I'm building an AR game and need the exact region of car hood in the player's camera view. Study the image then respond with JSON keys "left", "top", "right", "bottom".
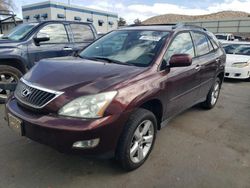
{"left": 23, "top": 56, "right": 145, "bottom": 96}
{"left": 226, "top": 54, "right": 250, "bottom": 66}
{"left": 0, "top": 38, "right": 19, "bottom": 47}
{"left": 0, "top": 39, "right": 21, "bottom": 49}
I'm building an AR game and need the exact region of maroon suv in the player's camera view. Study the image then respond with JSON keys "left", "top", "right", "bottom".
{"left": 5, "top": 24, "right": 225, "bottom": 171}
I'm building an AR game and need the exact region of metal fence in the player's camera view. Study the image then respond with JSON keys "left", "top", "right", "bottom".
{"left": 181, "top": 18, "right": 250, "bottom": 37}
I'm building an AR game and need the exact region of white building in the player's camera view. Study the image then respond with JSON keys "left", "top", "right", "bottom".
{"left": 22, "top": 1, "right": 118, "bottom": 33}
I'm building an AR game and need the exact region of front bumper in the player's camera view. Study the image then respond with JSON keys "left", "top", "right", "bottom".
{"left": 5, "top": 98, "right": 129, "bottom": 157}
{"left": 225, "top": 66, "right": 250, "bottom": 79}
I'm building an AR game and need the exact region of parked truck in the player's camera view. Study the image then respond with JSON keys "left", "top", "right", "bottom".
{"left": 0, "top": 20, "right": 97, "bottom": 102}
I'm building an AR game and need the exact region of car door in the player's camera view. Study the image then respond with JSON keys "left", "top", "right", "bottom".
{"left": 160, "top": 32, "right": 201, "bottom": 119}
{"left": 191, "top": 31, "right": 220, "bottom": 100}
{"left": 28, "top": 23, "right": 73, "bottom": 65}
{"left": 70, "top": 23, "right": 96, "bottom": 54}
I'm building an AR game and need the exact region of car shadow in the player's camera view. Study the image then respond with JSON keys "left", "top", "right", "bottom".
{"left": 17, "top": 141, "right": 126, "bottom": 175}
{"left": 224, "top": 78, "right": 249, "bottom": 83}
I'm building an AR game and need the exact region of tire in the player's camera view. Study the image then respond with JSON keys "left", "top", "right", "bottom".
{"left": 116, "top": 108, "right": 157, "bottom": 171}
{"left": 0, "top": 65, "right": 23, "bottom": 103}
{"left": 201, "top": 77, "right": 221, "bottom": 109}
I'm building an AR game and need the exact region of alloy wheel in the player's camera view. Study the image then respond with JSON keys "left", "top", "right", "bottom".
{"left": 130, "top": 120, "right": 154, "bottom": 163}
{"left": 211, "top": 81, "right": 220, "bottom": 105}
{"left": 0, "top": 73, "right": 17, "bottom": 99}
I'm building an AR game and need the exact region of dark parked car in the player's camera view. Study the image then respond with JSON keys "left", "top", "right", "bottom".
{"left": 0, "top": 20, "right": 97, "bottom": 102}
{"left": 5, "top": 24, "right": 225, "bottom": 171}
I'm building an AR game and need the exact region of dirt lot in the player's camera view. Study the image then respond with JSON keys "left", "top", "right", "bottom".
{"left": 0, "top": 80, "right": 250, "bottom": 188}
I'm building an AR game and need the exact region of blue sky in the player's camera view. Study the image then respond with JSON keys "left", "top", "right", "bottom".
{"left": 13, "top": 0, "right": 250, "bottom": 23}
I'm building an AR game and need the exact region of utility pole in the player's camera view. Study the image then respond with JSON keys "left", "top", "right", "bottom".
{"left": 68, "top": 0, "right": 70, "bottom": 5}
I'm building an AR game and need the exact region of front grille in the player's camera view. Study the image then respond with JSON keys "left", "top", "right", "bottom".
{"left": 15, "top": 78, "right": 63, "bottom": 109}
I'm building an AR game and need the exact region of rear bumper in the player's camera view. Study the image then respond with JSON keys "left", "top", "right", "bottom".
{"left": 225, "top": 66, "right": 250, "bottom": 79}
{"left": 5, "top": 98, "right": 129, "bottom": 158}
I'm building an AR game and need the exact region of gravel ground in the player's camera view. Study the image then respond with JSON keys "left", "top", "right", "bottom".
{"left": 0, "top": 80, "right": 250, "bottom": 188}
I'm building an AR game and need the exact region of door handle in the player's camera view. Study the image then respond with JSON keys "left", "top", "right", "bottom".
{"left": 195, "top": 64, "right": 201, "bottom": 71}
{"left": 63, "top": 47, "right": 73, "bottom": 51}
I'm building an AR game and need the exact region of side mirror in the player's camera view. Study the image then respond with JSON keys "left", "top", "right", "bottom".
{"left": 169, "top": 54, "right": 192, "bottom": 68}
{"left": 34, "top": 33, "right": 50, "bottom": 45}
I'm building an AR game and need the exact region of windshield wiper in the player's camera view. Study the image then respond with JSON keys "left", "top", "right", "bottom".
{"left": 82, "top": 56, "right": 133, "bottom": 66}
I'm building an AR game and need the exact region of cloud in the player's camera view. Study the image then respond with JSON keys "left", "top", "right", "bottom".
{"left": 85, "top": 0, "right": 250, "bottom": 24}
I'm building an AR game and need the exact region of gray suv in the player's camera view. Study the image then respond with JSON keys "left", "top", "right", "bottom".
{"left": 0, "top": 20, "right": 97, "bottom": 102}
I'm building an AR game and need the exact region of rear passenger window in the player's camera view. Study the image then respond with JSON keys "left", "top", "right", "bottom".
{"left": 163, "top": 32, "right": 194, "bottom": 66}
{"left": 210, "top": 38, "right": 219, "bottom": 50}
{"left": 192, "top": 32, "right": 210, "bottom": 56}
{"left": 71, "top": 24, "right": 94, "bottom": 42}
{"left": 207, "top": 39, "right": 214, "bottom": 51}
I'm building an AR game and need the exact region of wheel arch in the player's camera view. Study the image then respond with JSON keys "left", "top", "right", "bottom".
{"left": 0, "top": 58, "right": 27, "bottom": 74}
{"left": 217, "top": 71, "right": 224, "bottom": 84}
{"left": 139, "top": 99, "right": 163, "bottom": 130}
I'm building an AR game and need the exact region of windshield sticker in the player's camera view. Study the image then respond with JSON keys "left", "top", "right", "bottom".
{"left": 139, "top": 35, "right": 161, "bottom": 41}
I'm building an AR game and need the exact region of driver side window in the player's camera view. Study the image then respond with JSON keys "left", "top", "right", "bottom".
{"left": 37, "top": 23, "right": 69, "bottom": 44}
{"left": 162, "top": 32, "right": 194, "bottom": 69}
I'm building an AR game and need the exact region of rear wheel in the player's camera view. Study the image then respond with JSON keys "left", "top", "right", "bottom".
{"left": 201, "top": 77, "right": 221, "bottom": 109}
{"left": 0, "top": 65, "right": 22, "bottom": 103}
{"left": 116, "top": 108, "right": 157, "bottom": 171}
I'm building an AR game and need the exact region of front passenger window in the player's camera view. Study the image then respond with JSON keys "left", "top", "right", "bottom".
{"left": 162, "top": 32, "right": 194, "bottom": 69}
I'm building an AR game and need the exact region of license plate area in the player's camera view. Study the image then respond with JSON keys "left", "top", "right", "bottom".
{"left": 8, "top": 113, "right": 23, "bottom": 136}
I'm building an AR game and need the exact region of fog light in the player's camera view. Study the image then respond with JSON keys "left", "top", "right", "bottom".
{"left": 72, "top": 138, "right": 100, "bottom": 149}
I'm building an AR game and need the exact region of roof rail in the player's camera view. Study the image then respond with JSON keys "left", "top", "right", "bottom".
{"left": 127, "top": 23, "right": 176, "bottom": 27}
{"left": 129, "top": 23, "right": 207, "bottom": 31}
{"left": 173, "top": 23, "right": 207, "bottom": 31}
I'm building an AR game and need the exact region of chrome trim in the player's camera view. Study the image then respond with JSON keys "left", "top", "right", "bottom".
{"left": 15, "top": 78, "right": 64, "bottom": 109}
{"left": 20, "top": 78, "right": 63, "bottom": 95}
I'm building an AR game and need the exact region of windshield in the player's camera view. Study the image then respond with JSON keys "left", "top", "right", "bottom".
{"left": 223, "top": 43, "right": 250, "bottom": 56}
{"left": 3, "top": 23, "right": 38, "bottom": 41}
{"left": 80, "top": 30, "right": 169, "bottom": 67}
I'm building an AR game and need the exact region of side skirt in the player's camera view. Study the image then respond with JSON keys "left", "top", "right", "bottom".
{"left": 160, "top": 97, "right": 206, "bottom": 129}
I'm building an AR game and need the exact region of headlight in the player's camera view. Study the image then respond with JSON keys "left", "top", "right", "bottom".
{"left": 231, "top": 62, "right": 249, "bottom": 68}
{"left": 58, "top": 91, "right": 117, "bottom": 118}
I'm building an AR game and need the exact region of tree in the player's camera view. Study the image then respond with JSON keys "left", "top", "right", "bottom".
{"left": 134, "top": 18, "right": 142, "bottom": 25}
{"left": 118, "top": 17, "right": 126, "bottom": 27}
{"left": 0, "top": 0, "right": 14, "bottom": 11}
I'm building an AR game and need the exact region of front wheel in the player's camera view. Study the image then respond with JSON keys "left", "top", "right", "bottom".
{"left": 0, "top": 65, "right": 22, "bottom": 103}
{"left": 116, "top": 108, "right": 157, "bottom": 171}
{"left": 201, "top": 77, "right": 221, "bottom": 109}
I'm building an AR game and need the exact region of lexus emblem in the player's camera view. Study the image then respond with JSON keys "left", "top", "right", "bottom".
{"left": 21, "top": 88, "right": 32, "bottom": 98}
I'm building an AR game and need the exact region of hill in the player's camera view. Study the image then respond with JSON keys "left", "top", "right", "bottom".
{"left": 142, "top": 11, "right": 250, "bottom": 24}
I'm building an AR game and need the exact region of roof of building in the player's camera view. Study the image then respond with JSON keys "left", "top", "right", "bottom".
{"left": 22, "top": 0, "right": 118, "bottom": 18}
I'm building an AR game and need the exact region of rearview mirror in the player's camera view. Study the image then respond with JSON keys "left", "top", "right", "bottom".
{"left": 169, "top": 54, "right": 192, "bottom": 67}
{"left": 34, "top": 33, "right": 50, "bottom": 45}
